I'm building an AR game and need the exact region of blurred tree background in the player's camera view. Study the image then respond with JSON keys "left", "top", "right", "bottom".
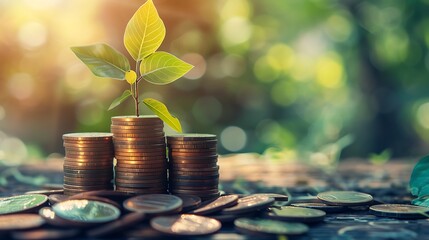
{"left": 0, "top": 0, "right": 428, "bottom": 166}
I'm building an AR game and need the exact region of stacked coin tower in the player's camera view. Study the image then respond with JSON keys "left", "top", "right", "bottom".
{"left": 111, "top": 116, "right": 167, "bottom": 194}
{"left": 167, "top": 134, "right": 219, "bottom": 201}
{"left": 62, "top": 133, "right": 114, "bottom": 196}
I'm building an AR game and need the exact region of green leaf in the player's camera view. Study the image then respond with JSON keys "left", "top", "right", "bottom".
{"left": 140, "top": 52, "right": 194, "bottom": 85}
{"left": 71, "top": 43, "right": 130, "bottom": 80}
{"left": 108, "top": 90, "right": 132, "bottom": 111}
{"left": 143, "top": 98, "right": 182, "bottom": 132}
{"left": 124, "top": 0, "right": 165, "bottom": 61}
{"left": 409, "top": 155, "right": 429, "bottom": 197}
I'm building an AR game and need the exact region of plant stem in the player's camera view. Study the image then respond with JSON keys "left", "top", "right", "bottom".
{"left": 135, "top": 61, "right": 142, "bottom": 117}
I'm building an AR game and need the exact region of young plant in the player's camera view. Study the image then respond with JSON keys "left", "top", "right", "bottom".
{"left": 71, "top": 0, "right": 193, "bottom": 132}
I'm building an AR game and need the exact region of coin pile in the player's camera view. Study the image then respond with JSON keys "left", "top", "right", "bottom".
{"left": 111, "top": 116, "right": 167, "bottom": 194}
{"left": 62, "top": 133, "right": 114, "bottom": 195}
{"left": 167, "top": 134, "right": 219, "bottom": 201}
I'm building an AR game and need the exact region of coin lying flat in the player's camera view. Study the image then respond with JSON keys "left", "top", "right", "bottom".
{"left": 191, "top": 195, "right": 239, "bottom": 215}
{"left": 234, "top": 218, "right": 309, "bottom": 236}
{"left": 48, "top": 194, "right": 69, "bottom": 205}
{"left": 266, "top": 206, "right": 326, "bottom": 223}
{"left": 317, "top": 191, "right": 373, "bottom": 206}
{"left": 222, "top": 195, "right": 274, "bottom": 215}
{"left": 7, "top": 214, "right": 41, "bottom": 231}
{"left": 63, "top": 132, "right": 113, "bottom": 141}
{"left": 39, "top": 207, "right": 88, "bottom": 228}
{"left": 251, "top": 193, "right": 289, "bottom": 201}
{"left": 369, "top": 204, "right": 429, "bottom": 219}
{"left": 123, "top": 194, "right": 182, "bottom": 215}
{"left": 0, "top": 194, "right": 48, "bottom": 215}
{"left": 52, "top": 200, "right": 120, "bottom": 224}
{"left": 292, "top": 202, "right": 346, "bottom": 213}
{"left": 150, "top": 214, "right": 221, "bottom": 236}
{"left": 174, "top": 195, "right": 202, "bottom": 212}
{"left": 0, "top": 214, "right": 44, "bottom": 231}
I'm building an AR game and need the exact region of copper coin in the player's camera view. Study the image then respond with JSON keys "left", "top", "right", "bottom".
{"left": 169, "top": 162, "right": 218, "bottom": 168}
{"left": 11, "top": 229, "right": 80, "bottom": 240}
{"left": 64, "top": 158, "right": 113, "bottom": 164}
{"left": 123, "top": 194, "right": 182, "bottom": 215}
{"left": 115, "top": 187, "right": 167, "bottom": 195}
{"left": 169, "top": 178, "right": 219, "bottom": 185}
{"left": 222, "top": 195, "right": 275, "bottom": 215}
{"left": 117, "top": 159, "right": 166, "bottom": 165}
{"left": 48, "top": 194, "right": 69, "bottom": 205}
{"left": 317, "top": 191, "right": 373, "bottom": 206}
{"left": 169, "top": 154, "right": 218, "bottom": 159}
{"left": 169, "top": 151, "right": 218, "bottom": 158}
{"left": 0, "top": 194, "right": 48, "bottom": 215}
{"left": 174, "top": 195, "right": 202, "bottom": 212}
{"left": 63, "top": 142, "right": 113, "bottom": 148}
{"left": 115, "top": 166, "right": 166, "bottom": 173}
{"left": 0, "top": 214, "right": 44, "bottom": 231}
{"left": 112, "top": 133, "right": 164, "bottom": 138}
{"left": 115, "top": 164, "right": 166, "bottom": 170}
{"left": 115, "top": 174, "right": 165, "bottom": 181}
{"left": 111, "top": 128, "right": 164, "bottom": 135}
{"left": 150, "top": 214, "right": 221, "bottom": 236}
{"left": 171, "top": 170, "right": 219, "bottom": 176}
{"left": 114, "top": 144, "right": 166, "bottom": 151}
{"left": 86, "top": 212, "right": 146, "bottom": 237}
{"left": 64, "top": 155, "right": 113, "bottom": 161}
{"left": 25, "top": 189, "right": 64, "bottom": 196}
{"left": 111, "top": 124, "right": 163, "bottom": 130}
{"left": 65, "top": 150, "right": 114, "bottom": 156}
{"left": 115, "top": 178, "right": 166, "bottom": 184}
{"left": 114, "top": 151, "right": 166, "bottom": 158}
{"left": 114, "top": 139, "right": 166, "bottom": 146}
{"left": 113, "top": 137, "right": 165, "bottom": 143}
{"left": 169, "top": 166, "right": 219, "bottom": 172}
{"left": 170, "top": 174, "right": 219, "bottom": 180}
{"left": 114, "top": 170, "right": 166, "bottom": 177}
{"left": 111, "top": 115, "right": 162, "bottom": 123}
{"left": 292, "top": 202, "right": 346, "bottom": 213}
{"left": 115, "top": 182, "right": 167, "bottom": 189}
{"left": 63, "top": 184, "right": 113, "bottom": 190}
{"left": 64, "top": 146, "right": 114, "bottom": 152}
{"left": 64, "top": 172, "right": 113, "bottom": 179}
{"left": 115, "top": 155, "right": 166, "bottom": 162}
{"left": 62, "top": 132, "right": 113, "bottom": 141}
{"left": 265, "top": 206, "right": 326, "bottom": 223}
{"left": 167, "top": 143, "right": 217, "bottom": 149}
{"left": 64, "top": 178, "right": 112, "bottom": 186}
{"left": 63, "top": 167, "right": 113, "bottom": 174}
{"left": 170, "top": 189, "right": 219, "bottom": 195}
{"left": 170, "top": 186, "right": 218, "bottom": 191}
{"left": 170, "top": 147, "right": 217, "bottom": 153}
{"left": 169, "top": 157, "right": 218, "bottom": 163}
{"left": 191, "top": 195, "right": 239, "bottom": 215}
{"left": 167, "top": 134, "right": 217, "bottom": 141}
{"left": 63, "top": 162, "right": 113, "bottom": 169}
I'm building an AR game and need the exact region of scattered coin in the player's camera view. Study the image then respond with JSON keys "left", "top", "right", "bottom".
{"left": 150, "top": 214, "right": 221, "bottom": 236}
{"left": 317, "top": 191, "right": 373, "bottom": 206}
{"left": 123, "top": 194, "right": 182, "bottom": 215}
{"left": 86, "top": 212, "right": 146, "bottom": 237}
{"left": 222, "top": 195, "right": 274, "bottom": 215}
{"left": 39, "top": 207, "right": 89, "bottom": 228}
{"left": 25, "top": 189, "right": 64, "bottom": 196}
{"left": 265, "top": 206, "right": 326, "bottom": 223}
{"left": 191, "top": 195, "right": 239, "bottom": 215}
{"left": 234, "top": 218, "right": 309, "bottom": 236}
{"left": 67, "top": 196, "right": 121, "bottom": 210}
{"left": 48, "top": 194, "right": 69, "bottom": 205}
{"left": 251, "top": 193, "right": 289, "bottom": 201}
{"left": 0, "top": 214, "right": 44, "bottom": 231}
{"left": 0, "top": 194, "right": 48, "bottom": 215}
{"left": 369, "top": 204, "right": 429, "bottom": 219}
{"left": 11, "top": 228, "right": 80, "bottom": 240}
{"left": 174, "top": 195, "right": 202, "bottom": 212}
{"left": 292, "top": 202, "right": 346, "bottom": 213}
{"left": 52, "top": 200, "right": 121, "bottom": 224}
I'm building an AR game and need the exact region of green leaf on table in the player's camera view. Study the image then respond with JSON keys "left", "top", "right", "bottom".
{"left": 71, "top": 43, "right": 130, "bottom": 80}
{"left": 409, "top": 155, "right": 429, "bottom": 197}
{"left": 143, "top": 98, "right": 182, "bottom": 132}
{"left": 140, "top": 52, "right": 194, "bottom": 85}
{"left": 124, "top": 0, "right": 165, "bottom": 61}
{"left": 108, "top": 90, "right": 132, "bottom": 111}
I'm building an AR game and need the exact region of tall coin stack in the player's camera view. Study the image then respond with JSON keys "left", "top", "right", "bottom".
{"left": 62, "top": 133, "right": 114, "bottom": 196}
{"left": 167, "top": 134, "right": 219, "bottom": 201}
{"left": 111, "top": 116, "right": 167, "bottom": 194}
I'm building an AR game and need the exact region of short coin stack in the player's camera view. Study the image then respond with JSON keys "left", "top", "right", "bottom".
{"left": 167, "top": 134, "right": 219, "bottom": 201}
{"left": 62, "top": 133, "right": 114, "bottom": 196}
{"left": 111, "top": 116, "right": 167, "bottom": 194}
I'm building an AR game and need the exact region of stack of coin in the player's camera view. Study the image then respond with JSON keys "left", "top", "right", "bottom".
{"left": 167, "top": 134, "right": 219, "bottom": 201}
{"left": 62, "top": 133, "right": 114, "bottom": 196}
{"left": 111, "top": 116, "right": 167, "bottom": 194}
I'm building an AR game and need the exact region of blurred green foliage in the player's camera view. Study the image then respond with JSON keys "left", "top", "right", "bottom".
{"left": 0, "top": 0, "right": 429, "bottom": 165}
